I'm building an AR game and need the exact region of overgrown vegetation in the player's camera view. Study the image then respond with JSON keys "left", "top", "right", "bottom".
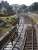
{"left": 0, "top": 16, "right": 17, "bottom": 33}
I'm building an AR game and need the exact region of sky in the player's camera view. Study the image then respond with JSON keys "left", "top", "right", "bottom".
{"left": 0, "top": 0, "right": 38, "bottom": 6}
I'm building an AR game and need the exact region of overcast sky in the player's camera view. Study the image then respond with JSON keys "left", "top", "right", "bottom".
{"left": 0, "top": 0, "right": 38, "bottom": 6}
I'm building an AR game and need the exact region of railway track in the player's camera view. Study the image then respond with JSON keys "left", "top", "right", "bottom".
{"left": 23, "top": 26, "right": 37, "bottom": 50}
{"left": 0, "top": 26, "right": 18, "bottom": 50}
{"left": 0, "top": 15, "right": 37, "bottom": 50}
{"left": 1, "top": 16, "right": 27, "bottom": 50}
{"left": 23, "top": 26, "right": 33, "bottom": 50}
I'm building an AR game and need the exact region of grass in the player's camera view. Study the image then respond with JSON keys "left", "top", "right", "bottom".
{"left": 30, "top": 13, "right": 38, "bottom": 24}
{"left": 0, "top": 27, "right": 10, "bottom": 33}
{"left": 0, "top": 16, "right": 17, "bottom": 33}
{"left": 31, "top": 16, "right": 38, "bottom": 24}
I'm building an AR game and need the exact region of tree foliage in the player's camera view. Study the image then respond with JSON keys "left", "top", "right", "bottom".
{"left": 29, "top": 2, "right": 38, "bottom": 11}
{"left": 0, "top": 1, "right": 14, "bottom": 15}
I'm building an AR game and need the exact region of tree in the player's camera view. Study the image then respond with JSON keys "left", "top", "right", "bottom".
{"left": 29, "top": 2, "right": 38, "bottom": 11}
{"left": 21, "top": 4, "right": 27, "bottom": 9}
{"left": 0, "top": 1, "right": 14, "bottom": 15}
